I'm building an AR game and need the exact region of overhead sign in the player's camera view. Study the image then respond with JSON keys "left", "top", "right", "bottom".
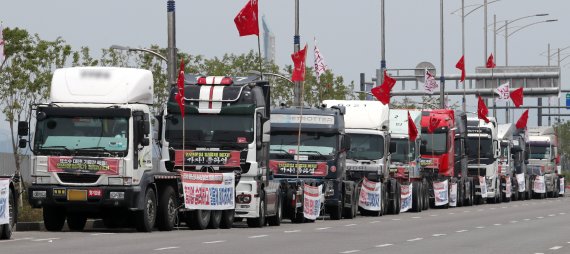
{"left": 475, "top": 66, "right": 560, "bottom": 97}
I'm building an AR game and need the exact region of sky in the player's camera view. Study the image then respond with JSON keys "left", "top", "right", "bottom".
{"left": 0, "top": 0, "right": 569, "bottom": 134}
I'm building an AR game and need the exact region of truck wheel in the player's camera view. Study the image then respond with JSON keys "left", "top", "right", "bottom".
{"left": 422, "top": 181, "right": 429, "bottom": 211}
{"left": 394, "top": 182, "right": 401, "bottom": 214}
{"left": 342, "top": 190, "right": 356, "bottom": 219}
{"left": 208, "top": 210, "right": 222, "bottom": 229}
{"left": 43, "top": 206, "right": 66, "bottom": 232}
{"left": 220, "top": 210, "right": 234, "bottom": 229}
{"left": 329, "top": 203, "right": 342, "bottom": 220}
{"left": 0, "top": 190, "right": 16, "bottom": 239}
{"left": 188, "top": 210, "right": 211, "bottom": 230}
{"left": 157, "top": 186, "right": 178, "bottom": 231}
{"left": 292, "top": 211, "right": 306, "bottom": 223}
{"left": 411, "top": 182, "right": 421, "bottom": 212}
{"left": 267, "top": 193, "right": 282, "bottom": 226}
{"left": 247, "top": 196, "right": 266, "bottom": 227}
{"left": 135, "top": 188, "right": 157, "bottom": 232}
{"left": 66, "top": 214, "right": 87, "bottom": 231}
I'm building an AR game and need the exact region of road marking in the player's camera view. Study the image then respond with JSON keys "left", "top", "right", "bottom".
{"left": 548, "top": 214, "right": 556, "bottom": 217}
{"left": 32, "top": 238, "right": 59, "bottom": 242}
{"left": 249, "top": 235, "right": 268, "bottom": 239}
{"left": 391, "top": 218, "right": 401, "bottom": 221}
{"left": 490, "top": 207, "right": 496, "bottom": 210}
{"left": 524, "top": 218, "right": 531, "bottom": 221}
{"left": 448, "top": 212, "right": 455, "bottom": 215}
{"left": 412, "top": 216, "right": 421, "bottom": 219}
{"left": 536, "top": 216, "right": 544, "bottom": 219}
{"left": 456, "top": 230, "right": 468, "bottom": 233}
{"left": 477, "top": 209, "right": 484, "bottom": 211}
{"left": 369, "top": 220, "right": 381, "bottom": 224}
{"left": 510, "top": 221, "right": 518, "bottom": 223}
{"left": 203, "top": 240, "right": 225, "bottom": 244}
{"left": 432, "top": 234, "right": 446, "bottom": 237}
{"left": 475, "top": 226, "right": 485, "bottom": 229}
{"left": 559, "top": 212, "right": 566, "bottom": 215}
{"left": 463, "top": 210, "right": 471, "bottom": 213}
{"left": 501, "top": 206, "right": 507, "bottom": 209}
{"left": 345, "top": 224, "right": 357, "bottom": 227}
{"left": 340, "top": 250, "right": 360, "bottom": 253}
{"left": 550, "top": 246, "right": 563, "bottom": 250}
{"left": 284, "top": 230, "right": 301, "bottom": 233}
{"left": 90, "top": 233, "right": 116, "bottom": 236}
{"left": 0, "top": 237, "right": 33, "bottom": 243}
{"left": 430, "top": 214, "right": 438, "bottom": 217}
{"left": 154, "top": 247, "right": 179, "bottom": 251}
{"left": 493, "top": 224, "right": 502, "bottom": 226}
{"left": 316, "top": 227, "right": 331, "bottom": 230}
{"left": 375, "top": 244, "right": 393, "bottom": 248}
{"left": 407, "top": 238, "right": 423, "bottom": 242}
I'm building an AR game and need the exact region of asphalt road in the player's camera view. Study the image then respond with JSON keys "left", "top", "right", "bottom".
{"left": 2, "top": 197, "right": 569, "bottom": 254}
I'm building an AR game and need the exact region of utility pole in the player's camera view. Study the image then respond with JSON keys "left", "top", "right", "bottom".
{"left": 484, "top": 0, "right": 488, "bottom": 63}
{"left": 293, "top": 0, "right": 301, "bottom": 107}
{"left": 166, "top": 0, "right": 177, "bottom": 87}
{"left": 461, "top": 0, "right": 466, "bottom": 111}
{"left": 380, "top": 0, "right": 386, "bottom": 86}
{"left": 440, "top": 0, "right": 446, "bottom": 108}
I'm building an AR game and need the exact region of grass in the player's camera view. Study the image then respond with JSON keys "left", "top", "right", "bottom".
{"left": 17, "top": 187, "right": 43, "bottom": 222}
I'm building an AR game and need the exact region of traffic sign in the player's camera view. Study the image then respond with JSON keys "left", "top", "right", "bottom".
{"left": 566, "top": 93, "right": 570, "bottom": 109}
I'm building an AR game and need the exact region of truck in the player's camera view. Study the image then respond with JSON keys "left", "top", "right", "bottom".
{"left": 160, "top": 75, "right": 281, "bottom": 228}
{"left": 512, "top": 128, "right": 532, "bottom": 200}
{"left": 497, "top": 124, "right": 515, "bottom": 202}
{"left": 466, "top": 116, "right": 501, "bottom": 204}
{"left": 323, "top": 100, "right": 398, "bottom": 216}
{"left": 0, "top": 175, "right": 18, "bottom": 240}
{"left": 527, "top": 127, "right": 560, "bottom": 199}
{"left": 269, "top": 105, "right": 355, "bottom": 221}
{"left": 419, "top": 110, "right": 473, "bottom": 208}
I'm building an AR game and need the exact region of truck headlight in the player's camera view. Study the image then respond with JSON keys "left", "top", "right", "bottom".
{"left": 110, "top": 192, "right": 125, "bottom": 200}
{"left": 33, "top": 190, "right": 47, "bottom": 199}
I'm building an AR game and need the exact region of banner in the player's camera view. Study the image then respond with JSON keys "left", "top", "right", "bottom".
{"left": 560, "top": 178, "right": 565, "bottom": 195}
{"left": 505, "top": 177, "right": 512, "bottom": 198}
{"left": 516, "top": 173, "right": 526, "bottom": 192}
{"left": 181, "top": 172, "right": 235, "bottom": 210}
{"left": 449, "top": 182, "right": 457, "bottom": 207}
{"left": 0, "top": 179, "right": 9, "bottom": 225}
{"left": 269, "top": 160, "right": 328, "bottom": 177}
{"left": 423, "top": 69, "right": 438, "bottom": 94}
{"left": 175, "top": 150, "right": 241, "bottom": 168}
{"left": 48, "top": 156, "right": 119, "bottom": 175}
{"left": 358, "top": 178, "right": 381, "bottom": 211}
{"left": 533, "top": 175, "right": 546, "bottom": 193}
{"left": 400, "top": 183, "right": 412, "bottom": 212}
{"left": 303, "top": 184, "right": 323, "bottom": 220}
{"left": 433, "top": 180, "right": 449, "bottom": 206}
{"left": 495, "top": 82, "right": 510, "bottom": 102}
{"left": 479, "top": 176, "right": 488, "bottom": 198}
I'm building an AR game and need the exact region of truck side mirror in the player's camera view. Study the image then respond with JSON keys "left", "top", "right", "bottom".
{"left": 524, "top": 150, "right": 529, "bottom": 161}
{"left": 18, "top": 121, "right": 29, "bottom": 136}
{"left": 262, "top": 119, "right": 271, "bottom": 143}
{"left": 341, "top": 135, "right": 351, "bottom": 151}
{"left": 420, "top": 140, "right": 427, "bottom": 154}
{"left": 18, "top": 139, "right": 27, "bottom": 148}
{"left": 389, "top": 142, "right": 397, "bottom": 154}
{"left": 141, "top": 138, "right": 150, "bottom": 147}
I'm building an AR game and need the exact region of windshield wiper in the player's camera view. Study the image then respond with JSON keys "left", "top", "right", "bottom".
{"left": 299, "top": 150, "right": 329, "bottom": 159}
{"left": 39, "top": 146, "right": 72, "bottom": 153}
{"left": 75, "top": 146, "right": 112, "bottom": 153}
{"left": 270, "top": 148, "right": 293, "bottom": 155}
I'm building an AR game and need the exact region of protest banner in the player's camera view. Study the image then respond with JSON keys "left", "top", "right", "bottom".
{"left": 516, "top": 173, "right": 526, "bottom": 192}
{"left": 433, "top": 180, "right": 449, "bottom": 206}
{"left": 181, "top": 171, "right": 235, "bottom": 210}
{"left": 303, "top": 184, "right": 323, "bottom": 220}
{"left": 400, "top": 183, "right": 412, "bottom": 212}
{"left": 358, "top": 178, "right": 381, "bottom": 211}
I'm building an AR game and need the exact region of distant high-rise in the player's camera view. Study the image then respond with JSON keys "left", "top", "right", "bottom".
{"left": 262, "top": 15, "right": 275, "bottom": 63}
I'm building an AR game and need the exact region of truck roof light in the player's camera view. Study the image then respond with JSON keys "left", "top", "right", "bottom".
{"left": 197, "top": 76, "right": 233, "bottom": 85}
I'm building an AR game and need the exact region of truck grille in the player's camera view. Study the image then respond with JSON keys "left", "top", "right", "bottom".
{"left": 468, "top": 168, "right": 486, "bottom": 177}
{"left": 57, "top": 173, "right": 100, "bottom": 184}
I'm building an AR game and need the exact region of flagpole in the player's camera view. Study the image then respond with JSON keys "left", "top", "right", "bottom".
{"left": 257, "top": 35, "right": 264, "bottom": 79}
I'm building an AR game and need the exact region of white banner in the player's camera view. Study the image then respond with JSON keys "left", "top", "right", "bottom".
{"left": 560, "top": 178, "right": 565, "bottom": 195}
{"left": 533, "top": 175, "right": 546, "bottom": 194}
{"left": 400, "top": 183, "right": 412, "bottom": 212}
{"left": 0, "top": 179, "right": 10, "bottom": 225}
{"left": 516, "top": 173, "right": 526, "bottom": 192}
{"left": 505, "top": 177, "right": 512, "bottom": 198}
{"left": 303, "top": 184, "right": 323, "bottom": 220}
{"left": 313, "top": 38, "right": 327, "bottom": 83}
{"left": 449, "top": 182, "right": 457, "bottom": 207}
{"left": 181, "top": 172, "right": 235, "bottom": 210}
{"left": 495, "top": 82, "right": 510, "bottom": 102}
{"left": 433, "top": 180, "right": 449, "bottom": 206}
{"left": 479, "top": 176, "right": 488, "bottom": 198}
{"left": 358, "top": 178, "right": 381, "bottom": 211}
{"left": 424, "top": 69, "right": 438, "bottom": 94}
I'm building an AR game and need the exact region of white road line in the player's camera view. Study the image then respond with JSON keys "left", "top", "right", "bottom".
{"left": 548, "top": 214, "right": 556, "bottom": 217}
{"left": 475, "top": 226, "right": 485, "bottom": 229}
{"left": 477, "top": 209, "right": 484, "bottom": 211}
{"left": 536, "top": 216, "right": 544, "bottom": 219}
{"left": 375, "top": 244, "right": 393, "bottom": 248}
{"left": 369, "top": 220, "right": 381, "bottom": 224}
{"left": 493, "top": 224, "right": 502, "bottom": 226}
{"left": 501, "top": 206, "right": 507, "bottom": 208}
{"left": 510, "top": 221, "right": 518, "bottom": 223}
{"left": 463, "top": 210, "right": 471, "bottom": 213}
{"left": 407, "top": 238, "right": 423, "bottom": 242}
{"left": 391, "top": 219, "right": 401, "bottom": 221}
{"left": 203, "top": 240, "right": 226, "bottom": 244}
{"left": 249, "top": 235, "right": 268, "bottom": 239}
{"left": 316, "top": 227, "right": 331, "bottom": 230}
{"left": 490, "top": 207, "right": 496, "bottom": 210}
{"left": 90, "top": 233, "right": 116, "bottom": 236}
{"left": 524, "top": 218, "right": 531, "bottom": 221}
{"left": 32, "top": 238, "right": 59, "bottom": 242}
{"left": 340, "top": 250, "right": 360, "bottom": 253}
{"left": 448, "top": 212, "right": 455, "bottom": 215}
{"left": 154, "top": 247, "right": 179, "bottom": 251}
{"left": 430, "top": 214, "right": 438, "bottom": 217}
{"left": 550, "top": 246, "right": 563, "bottom": 250}
{"left": 559, "top": 212, "right": 566, "bottom": 215}
{"left": 432, "top": 234, "right": 447, "bottom": 237}
{"left": 412, "top": 216, "right": 421, "bottom": 219}
{"left": 0, "top": 237, "right": 33, "bottom": 243}
{"left": 284, "top": 230, "right": 301, "bottom": 233}
{"left": 345, "top": 224, "right": 357, "bottom": 227}
{"left": 456, "top": 230, "right": 468, "bottom": 233}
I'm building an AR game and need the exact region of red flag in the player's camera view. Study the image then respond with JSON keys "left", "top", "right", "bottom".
{"left": 408, "top": 111, "right": 418, "bottom": 142}
{"left": 428, "top": 117, "right": 440, "bottom": 133}
{"left": 477, "top": 96, "right": 490, "bottom": 123}
{"left": 515, "top": 109, "right": 529, "bottom": 129}
{"left": 370, "top": 70, "right": 397, "bottom": 105}
{"left": 510, "top": 87, "right": 524, "bottom": 107}
{"left": 486, "top": 53, "right": 496, "bottom": 68}
{"left": 455, "top": 55, "right": 466, "bottom": 82}
{"left": 291, "top": 44, "right": 308, "bottom": 82}
{"left": 234, "top": 0, "right": 259, "bottom": 37}
{"left": 175, "top": 59, "right": 185, "bottom": 118}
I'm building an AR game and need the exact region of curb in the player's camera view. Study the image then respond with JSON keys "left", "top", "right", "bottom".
{"left": 17, "top": 219, "right": 105, "bottom": 232}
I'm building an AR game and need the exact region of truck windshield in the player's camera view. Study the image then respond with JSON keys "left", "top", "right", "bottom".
{"left": 467, "top": 137, "right": 493, "bottom": 159}
{"left": 500, "top": 143, "right": 509, "bottom": 158}
{"left": 421, "top": 133, "right": 447, "bottom": 155}
{"left": 390, "top": 138, "right": 415, "bottom": 163}
{"left": 528, "top": 145, "right": 550, "bottom": 160}
{"left": 34, "top": 116, "right": 129, "bottom": 155}
{"left": 270, "top": 131, "right": 337, "bottom": 156}
{"left": 347, "top": 134, "right": 384, "bottom": 160}
{"left": 165, "top": 114, "right": 253, "bottom": 147}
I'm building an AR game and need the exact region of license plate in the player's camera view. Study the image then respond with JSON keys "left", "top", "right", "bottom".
{"left": 67, "top": 189, "right": 87, "bottom": 201}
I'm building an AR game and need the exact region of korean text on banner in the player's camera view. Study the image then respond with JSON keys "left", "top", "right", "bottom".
{"left": 560, "top": 178, "right": 565, "bottom": 195}
{"left": 0, "top": 179, "right": 10, "bottom": 225}
{"left": 433, "top": 180, "right": 449, "bottom": 206}
{"left": 533, "top": 175, "right": 546, "bottom": 194}
{"left": 449, "top": 182, "right": 457, "bottom": 207}
{"left": 400, "top": 183, "right": 412, "bottom": 212}
{"left": 516, "top": 173, "right": 526, "bottom": 192}
{"left": 181, "top": 172, "right": 235, "bottom": 210}
{"left": 479, "top": 176, "right": 488, "bottom": 198}
{"left": 358, "top": 178, "right": 381, "bottom": 211}
{"left": 505, "top": 177, "right": 512, "bottom": 198}
{"left": 303, "top": 184, "right": 323, "bottom": 220}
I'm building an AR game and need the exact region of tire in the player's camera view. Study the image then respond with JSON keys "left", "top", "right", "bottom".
{"left": 422, "top": 181, "right": 429, "bottom": 211}
{"left": 66, "top": 214, "right": 87, "bottom": 231}
{"left": 456, "top": 181, "right": 463, "bottom": 207}
{"left": 0, "top": 190, "right": 16, "bottom": 239}
{"left": 247, "top": 193, "right": 266, "bottom": 227}
{"left": 394, "top": 183, "right": 401, "bottom": 214}
{"left": 267, "top": 193, "right": 282, "bottom": 226}
{"left": 342, "top": 189, "right": 356, "bottom": 219}
{"left": 157, "top": 186, "right": 178, "bottom": 231}
{"left": 220, "top": 210, "right": 234, "bottom": 229}
{"left": 135, "top": 188, "right": 157, "bottom": 232}
{"left": 292, "top": 211, "right": 306, "bottom": 223}
{"left": 329, "top": 203, "right": 342, "bottom": 220}
{"left": 208, "top": 210, "right": 222, "bottom": 229}
{"left": 188, "top": 210, "right": 210, "bottom": 230}
{"left": 411, "top": 182, "right": 421, "bottom": 212}
{"left": 43, "top": 206, "right": 66, "bottom": 232}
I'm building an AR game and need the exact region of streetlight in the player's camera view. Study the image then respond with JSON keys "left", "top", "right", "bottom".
{"left": 109, "top": 45, "right": 168, "bottom": 62}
